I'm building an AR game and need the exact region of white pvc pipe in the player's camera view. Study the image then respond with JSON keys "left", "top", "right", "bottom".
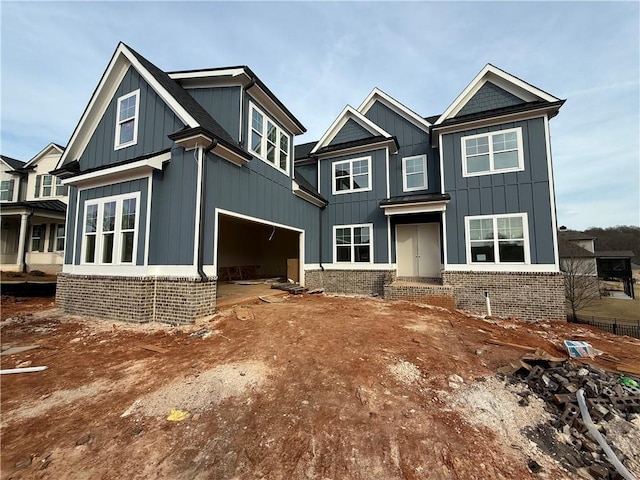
{"left": 576, "top": 389, "right": 636, "bottom": 480}
{"left": 0, "top": 366, "right": 48, "bottom": 375}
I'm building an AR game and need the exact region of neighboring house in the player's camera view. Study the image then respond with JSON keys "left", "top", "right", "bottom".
{"left": 1, "top": 144, "right": 68, "bottom": 273}
{"left": 55, "top": 42, "right": 565, "bottom": 323}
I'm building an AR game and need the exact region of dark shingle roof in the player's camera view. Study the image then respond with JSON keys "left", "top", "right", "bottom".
{"left": 315, "top": 136, "right": 398, "bottom": 155}
{"left": 558, "top": 239, "right": 596, "bottom": 258}
{"left": 294, "top": 141, "right": 317, "bottom": 161}
{"left": 558, "top": 230, "right": 597, "bottom": 241}
{"left": 424, "top": 115, "right": 441, "bottom": 124}
{"left": 1, "top": 155, "right": 26, "bottom": 170}
{"left": 1, "top": 200, "right": 67, "bottom": 213}
{"left": 293, "top": 170, "right": 326, "bottom": 205}
{"left": 596, "top": 251, "right": 635, "bottom": 259}
{"left": 432, "top": 100, "right": 565, "bottom": 128}
{"left": 380, "top": 193, "right": 451, "bottom": 206}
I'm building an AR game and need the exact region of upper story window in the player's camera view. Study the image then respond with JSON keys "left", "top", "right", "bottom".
{"left": 402, "top": 154, "right": 427, "bottom": 192}
{"left": 465, "top": 213, "right": 530, "bottom": 264}
{"left": 332, "top": 156, "right": 371, "bottom": 195}
{"left": 55, "top": 177, "right": 68, "bottom": 196}
{"left": 461, "top": 127, "right": 524, "bottom": 177}
{"left": 82, "top": 193, "right": 139, "bottom": 265}
{"left": 0, "top": 179, "right": 14, "bottom": 201}
{"left": 114, "top": 90, "right": 140, "bottom": 150}
{"left": 334, "top": 224, "right": 373, "bottom": 263}
{"left": 249, "top": 102, "right": 290, "bottom": 174}
{"left": 34, "top": 174, "right": 66, "bottom": 198}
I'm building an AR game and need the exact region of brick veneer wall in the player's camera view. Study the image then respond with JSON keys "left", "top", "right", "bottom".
{"left": 383, "top": 283, "right": 455, "bottom": 309}
{"left": 305, "top": 269, "right": 395, "bottom": 296}
{"left": 442, "top": 271, "right": 565, "bottom": 321}
{"left": 56, "top": 274, "right": 217, "bottom": 324}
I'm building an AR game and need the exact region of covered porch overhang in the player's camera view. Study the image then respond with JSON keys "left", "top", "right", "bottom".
{"left": 379, "top": 193, "right": 450, "bottom": 216}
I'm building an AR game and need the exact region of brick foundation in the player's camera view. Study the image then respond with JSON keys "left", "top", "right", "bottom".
{"left": 305, "top": 269, "right": 395, "bottom": 296}
{"left": 56, "top": 274, "right": 217, "bottom": 324}
{"left": 442, "top": 271, "right": 565, "bottom": 321}
{"left": 383, "top": 281, "right": 455, "bottom": 309}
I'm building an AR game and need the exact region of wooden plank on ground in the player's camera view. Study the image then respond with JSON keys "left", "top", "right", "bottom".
{"left": 617, "top": 364, "right": 640, "bottom": 375}
{"left": 0, "top": 345, "right": 40, "bottom": 356}
{"left": 140, "top": 344, "right": 168, "bottom": 354}
{"left": 485, "top": 338, "right": 539, "bottom": 351}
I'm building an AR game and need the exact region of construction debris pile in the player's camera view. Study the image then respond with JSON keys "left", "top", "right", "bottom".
{"left": 506, "top": 354, "right": 639, "bottom": 479}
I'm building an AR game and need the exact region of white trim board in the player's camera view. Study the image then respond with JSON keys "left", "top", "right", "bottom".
{"left": 381, "top": 200, "right": 449, "bottom": 216}
{"left": 25, "top": 143, "right": 65, "bottom": 168}
{"left": 444, "top": 264, "right": 559, "bottom": 273}
{"left": 358, "top": 87, "right": 431, "bottom": 133}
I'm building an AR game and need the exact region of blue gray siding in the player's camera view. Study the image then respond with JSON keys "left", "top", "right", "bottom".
{"left": 294, "top": 162, "right": 318, "bottom": 189}
{"left": 73, "top": 178, "right": 149, "bottom": 265}
{"left": 148, "top": 148, "right": 197, "bottom": 265}
{"left": 329, "top": 118, "right": 373, "bottom": 146}
{"left": 186, "top": 86, "right": 241, "bottom": 141}
{"left": 364, "top": 102, "right": 439, "bottom": 196}
{"left": 202, "top": 151, "right": 321, "bottom": 266}
{"left": 443, "top": 117, "right": 555, "bottom": 264}
{"left": 456, "top": 82, "right": 524, "bottom": 117}
{"left": 79, "top": 67, "right": 185, "bottom": 170}
{"left": 64, "top": 186, "right": 78, "bottom": 264}
{"left": 319, "top": 148, "right": 389, "bottom": 263}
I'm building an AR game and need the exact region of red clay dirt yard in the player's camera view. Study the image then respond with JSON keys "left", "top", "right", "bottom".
{"left": 1, "top": 294, "right": 639, "bottom": 479}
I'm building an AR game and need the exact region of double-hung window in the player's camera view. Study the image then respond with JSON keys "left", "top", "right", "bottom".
{"left": 31, "top": 225, "right": 43, "bottom": 252}
{"left": 82, "top": 193, "right": 139, "bottom": 265}
{"left": 332, "top": 157, "right": 371, "bottom": 194}
{"left": 248, "top": 102, "right": 290, "bottom": 174}
{"left": 461, "top": 127, "right": 524, "bottom": 177}
{"left": 466, "top": 213, "right": 529, "bottom": 264}
{"left": 402, "top": 154, "right": 427, "bottom": 191}
{"left": 55, "top": 224, "right": 65, "bottom": 251}
{"left": 42, "top": 175, "right": 53, "bottom": 197}
{"left": 115, "top": 90, "right": 140, "bottom": 149}
{"left": 0, "top": 180, "right": 13, "bottom": 201}
{"left": 55, "top": 177, "right": 67, "bottom": 196}
{"left": 334, "top": 224, "right": 373, "bottom": 263}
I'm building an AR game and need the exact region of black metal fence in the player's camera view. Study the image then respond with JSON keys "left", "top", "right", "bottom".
{"left": 569, "top": 315, "right": 640, "bottom": 339}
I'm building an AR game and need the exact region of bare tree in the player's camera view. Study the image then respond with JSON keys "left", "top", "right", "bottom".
{"left": 559, "top": 242, "right": 600, "bottom": 320}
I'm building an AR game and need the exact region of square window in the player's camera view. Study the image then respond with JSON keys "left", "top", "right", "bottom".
{"left": 467, "top": 214, "right": 529, "bottom": 265}
{"left": 332, "top": 157, "right": 371, "bottom": 194}
{"left": 334, "top": 224, "right": 372, "bottom": 263}
{"left": 462, "top": 128, "right": 523, "bottom": 177}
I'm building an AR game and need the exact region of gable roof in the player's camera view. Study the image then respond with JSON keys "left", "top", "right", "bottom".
{"left": 310, "top": 106, "right": 392, "bottom": 155}
{"left": 358, "top": 87, "right": 431, "bottom": 133}
{"left": 294, "top": 141, "right": 317, "bottom": 161}
{"left": 24, "top": 142, "right": 65, "bottom": 168}
{"left": 434, "top": 64, "right": 561, "bottom": 126}
{"left": 56, "top": 42, "right": 247, "bottom": 171}
{"left": 1, "top": 155, "right": 26, "bottom": 171}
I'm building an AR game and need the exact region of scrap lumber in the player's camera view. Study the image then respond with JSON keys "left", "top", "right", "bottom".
{"left": 0, "top": 345, "right": 40, "bottom": 356}
{"left": 617, "top": 364, "right": 640, "bottom": 375}
{"left": 140, "top": 344, "right": 168, "bottom": 354}
{"left": 485, "top": 338, "right": 539, "bottom": 351}
{"left": 0, "top": 366, "right": 48, "bottom": 375}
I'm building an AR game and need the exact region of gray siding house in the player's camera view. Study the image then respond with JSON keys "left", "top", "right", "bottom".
{"left": 55, "top": 43, "right": 565, "bottom": 322}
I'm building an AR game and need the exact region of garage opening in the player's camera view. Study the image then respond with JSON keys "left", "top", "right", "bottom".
{"left": 215, "top": 212, "right": 302, "bottom": 307}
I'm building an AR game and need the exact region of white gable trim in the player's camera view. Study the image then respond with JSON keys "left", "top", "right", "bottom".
{"left": 25, "top": 143, "right": 65, "bottom": 168}
{"left": 434, "top": 64, "right": 560, "bottom": 126}
{"left": 358, "top": 88, "right": 431, "bottom": 132}
{"left": 56, "top": 43, "right": 197, "bottom": 171}
{"left": 310, "top": 106, "right": 392, "bottom": 155}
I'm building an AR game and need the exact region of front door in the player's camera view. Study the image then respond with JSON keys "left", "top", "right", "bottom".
{"left": 396, "top": 224, "right": 441, "bottom": 277}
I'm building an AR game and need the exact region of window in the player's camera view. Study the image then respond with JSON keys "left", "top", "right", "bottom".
{"left": 402, "top": 154, "right": 427, "bottom": 192}
{"left": 332, "top": 157, "right": 371, "bottom": 195}
{"left": 42, "top": 175, "right": 53, "bottom": 197}
{"left": 31, "top": 225, "right": 43, "bottom": 251}
{"left": 248, "top": 102, "right": 290, "bottom": 173}
{"left": 82, "top": 194, "right": 139, "bottom": 265}
{"left": 55, "top": 177, "right": 67, "bottom": 196}
{"left": 114, "top": 90, "right": 140, "bottom": 149}
{"left": 334, "top": 224, "right": 373, "bottom": 263}
{"left": 461, "top": 127, "right": 524, "bottom": 177}
{"left": 55, "top": 224, "right": 65, "bottom": 251}
{"left": 466, "top": 214, "right": 529, "bottom": 264}
{"left": 0, "top": 179, "right": 13, "bottom": 201}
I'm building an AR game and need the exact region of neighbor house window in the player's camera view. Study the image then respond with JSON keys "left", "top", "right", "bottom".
{"left": 114, "top": 90, "right": 140, "bottom": 149}
{"left": 55, "top": 177, "right": 67, "bottom": 196}
{"left": 42, "top": 175, "right": 53, "bottom": 197}
{"left": 334, "top": 224, "right": 373, "bottom": 263}
{"left": 0, "top": 179, "right": 13, "bottom": 201}
{"left": 82, "top": 193, "right": 139, "bottom": 265}
{"left": 248, "top": 102, "right": 290, "bottom": 174}
{"left": 332, "top": 157, "right": 371, "bottom": 194}
{"left": 402, "top": 154, "right": 427, "bottom": 191}
{"left": 31, "top": 225, "right": 43, "bottom": 251}
{"left": 461, "top": 127, "right": 524, "bottom": 177}
{"left": 55, "top": 224, "right": 65, "bottom": 251}
{"left": 466, "top": 213, "right": 529, "bottom": 264}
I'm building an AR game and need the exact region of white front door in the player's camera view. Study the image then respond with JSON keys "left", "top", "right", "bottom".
{"left": 396, "top": 224, "right": 441, "bottom": 277}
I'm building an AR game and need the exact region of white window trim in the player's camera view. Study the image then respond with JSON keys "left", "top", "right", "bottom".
{"left": 114, "top": 89, "right": 140, "bottom": 150}
{"left": 464, "top": 213, "right": 530, "bottom": 265}
{"left": 55, "top": 224, "right": 66, "bottom": 252}
{"left": 333, "top": 223, "right": 374, "bottom": 264}
{"left": 80, "top": 192, "right": 141, "bottom": 266}
{"left": 461, "top": 127, "right": 524, "bottom": 177}
{"left": 0, "top": 179, "right": 12, "bottom": 201}
{"left": 331, "top": 156, "right": 373, "bottom": 195}
{"left": 402, "top": 154, "right": 427, "bottom": 192}
{"left": 248, "top": 101, "right": 290, "bottom": 175}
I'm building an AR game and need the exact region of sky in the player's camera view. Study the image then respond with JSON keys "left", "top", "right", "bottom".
{"left": 1, "top": 1, "right": 638, "bottom": 230}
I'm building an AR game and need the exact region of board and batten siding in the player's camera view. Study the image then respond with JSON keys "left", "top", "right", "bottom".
{"left": 442, "top": 117, "right": 555, "bottom": 265}
{"left": 363, "top": 102, "right": 439, "bottom": 197}
{"left": 328, "top": 119, "right": 373, "bottom": 146}
{"left": 319, "top": 148, "right": 389, "bottom": 264}
{"left": 72, "top": 178, "right": 149, "bottom": 266}
{"left": 64, "top": 187, "right": 78, "bottom": 264}
{"left": 79, "top": 67, "right": 185, "bottom": 171}
{"left": 186, "top": 86, "right": 242, "bottom": 141}
{"left": 294, "top": 163, "right": 318, "bottom": 189}
{"left": 202, "top": 149, "right": 321, "bottom": 265}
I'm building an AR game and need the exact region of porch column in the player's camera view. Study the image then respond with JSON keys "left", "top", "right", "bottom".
{"left": 16, "top": 213, "right": 29, "bottom": 270}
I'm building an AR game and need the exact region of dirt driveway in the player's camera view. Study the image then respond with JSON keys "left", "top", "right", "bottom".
{"left": 1, "top": 295, "right": 639, "bottom": 479}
